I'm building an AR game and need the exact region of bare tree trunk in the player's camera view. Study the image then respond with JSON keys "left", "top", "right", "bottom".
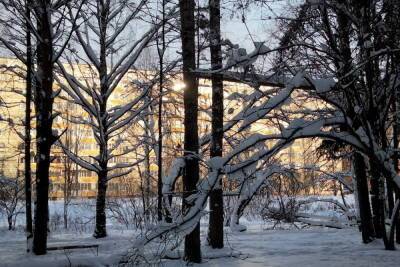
{"left": 137, "top": 162, "right": 147, "bottom": 225}
{"left": 157, "top": 78, "right": 163, "bottom": 222}
{"left": 94, "top": 169, "right": 108, "bottom": 238}
{"left": 352, "top": 0, "right": 385, "bottom": 240}
{"left": 207, "top": 0, "right": 224, "bottom": 249}
{"left": 144, "top": 130, "right": 151, "bottom": 223}
{"left": 335, "top": 1, "right": 376, "bottom": 243}
{"left": 94, "top": 74, "right": 109, "bottom": 238}
{"left": 370, "top": 161, "right": 384, "bottom": 239}
{"left": 394, "top": 99, "right": 400, "bottom": 244}
{"left": 7, "top": 215, "right": 13, "bottom": 231}
{"left": 353, "top": 153, "right": 375, "bottom": 243}
{"left": 24, "top": 0, "right": 33, "bottom": 252}
{"left": 63, "top": 165, "right": 68, "bottom": 230}
{"left": 94, "top": 86, "right": 109, "bottom": 238}
{"left": 63, "top": 185, "right": 68, "bottom": 229}
{"left": 63, "top": 199, "right": 68, "bottom": 229}
{"left": 63, "top": 152, "right": 70, "bottom": 229}
{"left": 33, "top": 0, "right": 54, "bottom": 255}
{"left": 94, "top": 3, "right": 110, "bottom": 238}
{"left": 63, "top": 114, "right": 70, "bottom": 230}
{"left": 387, "top": 179, "right": 395, "bottom": 218}
{"left": 156, "top": 0, "right": 166, "bottom": 222}
{"left": 179, "top": 0, "right": 201, "bottom": 262}
{"left": 384, "top": 0, "right": 400, "bottom": 244}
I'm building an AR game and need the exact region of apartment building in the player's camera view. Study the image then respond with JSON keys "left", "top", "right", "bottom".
{"left": 0, "top": 57, "right": 347, "bottom": 199}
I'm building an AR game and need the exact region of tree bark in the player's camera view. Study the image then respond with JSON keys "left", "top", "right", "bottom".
{"left": 63, "top": 125, "right": 72, "bottom": 230}
{"left": 353, "top": 153, "right": 375, "bottom": 243}
{"left": 369, "top": 161, "right": 384, "bottom": 239}
{"left": 33, "top": 0, "right": 54, "bottom": 255}
{"left": 179, "top": 0, "right": 201, "bottom": 262}
{"left": 94, "top": 1, "right": 110, "bottom": 238}
{"left": 387, "top": 179, "right": 395, "bottom": 218}
{"left": 94, "top": 170, "right": 108, "bottom": 238}
{"left": 8, "top": 215, "right": 13, "bottom": 230}
{"left": 143, "top": 124, "right": 151, "bottom": 223}
{"left": 94, "top": 82, "right": 109, "bottom": 238}
{"left": 24, "top": 0, "right": 33, "bottom": 252}
{"left": 207, "top": 0, "right": 224, "bottom": 249}
{"left": 384, "top": 0, "right": 400, "bottom": 244}
{"left": 156, "top": 0, "right": 166, "bottom": 222}
{"left": 334, "top": 2, "right": 376, "bottom": 243}
{"left": 394, "top": 101, "right": 400, "bottom": 244}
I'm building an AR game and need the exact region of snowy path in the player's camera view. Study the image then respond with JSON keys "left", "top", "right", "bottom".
{"left": 1, "top": 226, "right": 400, "bottom": 266}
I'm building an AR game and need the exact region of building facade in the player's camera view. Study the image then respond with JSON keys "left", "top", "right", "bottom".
{"left": 0, "top": 57, "right": 348, "bottom": 199}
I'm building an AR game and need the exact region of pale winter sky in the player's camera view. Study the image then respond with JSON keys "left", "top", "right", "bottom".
{"left": 0, "top": 0, "right": 299, "bottom": 65}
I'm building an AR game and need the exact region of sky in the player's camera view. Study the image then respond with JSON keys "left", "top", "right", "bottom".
{"left": 0, "top": 0, "right": 300, "bottom": 67}
{"left": 220, "top": 0, "right": 299, "bottom": 50}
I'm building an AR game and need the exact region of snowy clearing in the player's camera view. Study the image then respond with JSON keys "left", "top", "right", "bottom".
{"left": 2, "top": 196, "right": 396, "bottom": 266}
{"left": 1, "top": 224, "right": 400, "bottom": 267}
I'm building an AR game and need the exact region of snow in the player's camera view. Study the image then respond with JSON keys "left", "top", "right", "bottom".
{"left": 208, "top": 156, "right": 224, "bottom": 170}
{"left": 1, "top": 224, "right": 400, "bottom": 266}
{"left": 0, "top": 229, "right": 132, "bottom": 267}
{"left": 162, "top": 157, "right": 185, "bottom": 194}
{"left": 200, "top": 226, "right": 400, "bottom": 267}
{"left": 312, "top": 78, "right": 336, "bottom": 93}
{"left": 224, "top": 41, "right": 270, "bottom": 71}
{"left": 0, "top": 196, "right": 399, "bottom": 266}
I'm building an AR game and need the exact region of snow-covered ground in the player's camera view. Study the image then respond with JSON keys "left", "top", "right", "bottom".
{"left": 0, "top": 229, "right": 132, "bottom": 267}
{"left": 1, "top": 225, "right": 400, "bottom": 266}
{"left": 198, "top": 225, "right": 400, "bottom": 267}
{"left": 1, "top": 196, "right": 400, "bottom": 266}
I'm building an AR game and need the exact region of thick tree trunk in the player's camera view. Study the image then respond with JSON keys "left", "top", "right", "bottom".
{"left": 94, "top": 3, "right": 109, "bottom": 238}
{"left": 369, "top": 161, "right": 384, "bottom": 239}
{"left": 384, "top": 0, "right": 400, "bottom": 244}
{"left": 32, "top": 0, "right": 54, "bottom": 254}
{"left": 94, "top": 170, "right": 108, "bottom": 238}
{"left": 387, "top": 180, "right": 395, "bottom": 218}
{"left": 335, "top": 2, "right": 376, "bottom": 243}
{"left": 179, "top": 0, "right": 201, "bottom": 262}
{"left": 94, "top": 77, "right": 108, "bottom": 238}
{"left": 207, "top": 0, "right": 224, "bottom": 249}
{"left": 8, "top": 215, "right": 13, "bottom": 230}
{"left": 393, "top": 79, "right": 400, "bottom": 244}
{"left": 353, "top": 1, "right": 385, "bottom": 240}
{"left": 394, "top": 109, "right": 400, "bottom": 244}
{"left": 24, "top": 0, "right": 33, "bottom": 251}
{"left": 353, "top": 153, "right": 375, "bottom": 243}
{"left": 94, "top": 89, "right": 108, "bottom": 238}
